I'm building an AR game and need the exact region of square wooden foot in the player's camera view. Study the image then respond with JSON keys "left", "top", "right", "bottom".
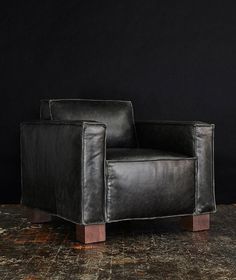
{"left": 27, "top": 208, "right": 52, "bottom": 223}
{"left": 180, "top": 214, "right": 210, "bottom": 231}
{"left": 76, "top": 224, "right": 106, "bottom": 244}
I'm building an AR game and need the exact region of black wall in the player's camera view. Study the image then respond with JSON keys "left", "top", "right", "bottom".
{"left": 1, "top": 1, "right": 236, "bottom": 203}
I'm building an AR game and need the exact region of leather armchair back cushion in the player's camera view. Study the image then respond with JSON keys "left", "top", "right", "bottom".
{"left": 40, "top": 99, "right": 137, "bottom": 148}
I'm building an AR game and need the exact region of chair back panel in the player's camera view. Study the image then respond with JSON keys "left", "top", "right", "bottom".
{"left": 40, "top": 99, "right": 137, "bottom": 148}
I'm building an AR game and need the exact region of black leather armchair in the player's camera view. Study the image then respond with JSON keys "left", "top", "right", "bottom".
{"left": 21, "top": 99, "right": 216, "bottom": 243}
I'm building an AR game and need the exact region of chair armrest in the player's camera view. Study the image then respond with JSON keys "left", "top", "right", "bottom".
{"left": 135, "top": 120, "right": 216, "bottom": 214}
{"left": 20, "top": 120, "right": 106, "bottom": 225}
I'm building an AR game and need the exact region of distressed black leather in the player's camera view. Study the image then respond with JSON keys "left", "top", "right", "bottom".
{"left": 21, "top": 120, "right": 106, "bottom": 225}
{"left": 106, "top": 149, "right": 196, "bottom": 221}
{"left": 40, "top": 99, "right": 137, "bottom": 148}
{"left": 21, "top": 100, "right": 216, "bottom": 226}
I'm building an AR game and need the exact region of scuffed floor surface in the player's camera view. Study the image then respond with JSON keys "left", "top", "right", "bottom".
{"left": 0, "top": 205, "right": 236, "bottom": 280}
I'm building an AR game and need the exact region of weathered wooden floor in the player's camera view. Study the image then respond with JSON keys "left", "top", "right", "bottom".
{"left": 0, "top": 204, "right": 236, "bottom": 279}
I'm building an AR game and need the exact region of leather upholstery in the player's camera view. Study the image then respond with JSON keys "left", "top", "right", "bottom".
{"left": 21, "top": 120, "right": 106, "bottom": 225}
{"left": 106, "top": 149, "right": 196, "bottom": 221}
{"left": 21, "top": 100, "right": 216, "bottom": 226}
{"left": 40, "top": 100, "right": 51, "bottom": 120}
{"left": 106, "top": 148, "right": 191, "bottom": 161}
{"left": 135, "top": 121, "right": 216, "bottom": 214}
{"left": 40, "top": 99, "right": 137, "bottom": 148}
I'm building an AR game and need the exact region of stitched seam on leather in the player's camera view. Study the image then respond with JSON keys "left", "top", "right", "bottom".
{"left": 194, "top": 157, "right": 198, "bottom": 215}
{"left": 106, "top": 211, "right": 214, "bottom": 223}
{"left": 48, "top": 98, "right": 132, "bottom": 104}
{"left": 129, "top": 101, "right": 138, "bottom": 148}
{"left": 106, "top": 158, "right": 196, "bottom": 163}
{"left": 106, "top": 164, "right": 111, "bottom": 221}
{"left": 194, "top": 126, "right": 198, "bottom": 214}
{"left": 106, "top": 163, "right": 114, "bottom": 221}
{"left": 39, "top": 100, "right": 42, "bottom": 119}
{"left": 54, "top": 213, "right": 105, "bottom": 225}
{"left": 48, "top": 100, "right": 53, "bottom": 120}
{"left": 136, "top": 121, "right": 214, "bottom": 127}
{"left": 211, "top": 126, "right": 216, "bottom": 212}
{"left": 81, "top": 123, "right": 86, "bottom": 224}
{"left": 21, "top": 121, "right": 105, "bottom": 127}
{"left": 103, "top": 129, "right": 108, "bottom": 222}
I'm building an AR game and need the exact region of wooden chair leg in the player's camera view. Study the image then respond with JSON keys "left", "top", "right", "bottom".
{"left": 27, "top": 208, "right": 52, "bottom": 223}
{"left": 76, "top": 224, "right": 106, "bottom": 244}
{"left": 180, "top": 214, "right": 210, "bottom": 231}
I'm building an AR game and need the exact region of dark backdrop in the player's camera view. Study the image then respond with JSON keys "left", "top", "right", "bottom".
{"left": 1, "top": 1, "right": 236, "bottom": 203}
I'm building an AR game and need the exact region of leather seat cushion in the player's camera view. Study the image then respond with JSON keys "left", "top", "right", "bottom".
{"left": 106, "top": 148, "right": 196, "bottom": 222}
{"left": 40, "top": 99, "right": 137, "bottom": 148}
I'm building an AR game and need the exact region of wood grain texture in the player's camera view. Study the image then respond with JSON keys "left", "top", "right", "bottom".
{"left": 76, "top": 224, "right": 106, "bottom": 244}
{"left": 180, "top": 214, "right": 210, "bottom": 231}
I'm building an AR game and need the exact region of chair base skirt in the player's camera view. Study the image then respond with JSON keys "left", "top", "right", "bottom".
{"left": 76, "top": 224, "right": 106, "bottom": 244}
{"left": 26, "top": 207, "right": 209, "bottom": 243}
{"left": 180, "top": 214, "right": 210, "bottom": 231}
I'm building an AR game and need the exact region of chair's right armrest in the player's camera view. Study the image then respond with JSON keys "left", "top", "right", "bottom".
{"left": 20, "top": 120, "right": 106, "bottom": 225}
{"left": 135, "top": 120, "right": 214, "bottom": 156}
{"left": 135, "top": 120, "right": 216, "bottom": 214}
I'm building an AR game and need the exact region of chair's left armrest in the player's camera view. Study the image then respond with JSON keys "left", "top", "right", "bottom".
{"left": 135, "top": 120, "right": 216, "bottom": 214}
{"left": 21, "top": 120, "right": 106, "bottom": 225}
